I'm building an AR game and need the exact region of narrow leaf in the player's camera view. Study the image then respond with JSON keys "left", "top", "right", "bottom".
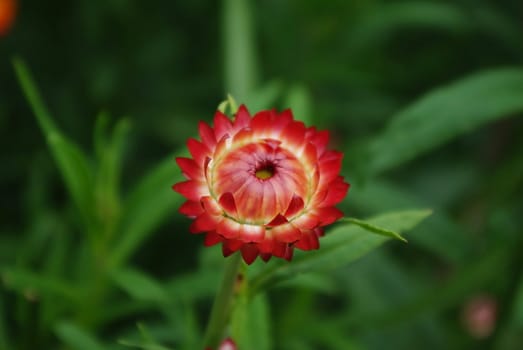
{"left": 223, "top": 0, "right": 258, "bottom": 102}
{"left": 13, "top": 58, "right": 95, "bottom": 224}
{"left": 341, "top": 217, "right": 409, "bottom": 242}
{"left": 363, "top": 68, "right": 523, "bottom": 175}
{"left": 110, "top": 155, "right": 183, "bottom": 267}
{"left": 1, "top": 267, "right": 79, "bottom": 302}
{"left": 250, "top": 210, "right": 431, "bottom": 294}
{"left": 283, "top": 84, "right": 313, "bottom": 125}
{"left": 0, "top": 296, "right": 11, "bottom": 350}
{"left": 55, "top": 322, "right": 107, "bottom": 350}
{"left": 111, "top": 268, "right": 169, "bottom": 304}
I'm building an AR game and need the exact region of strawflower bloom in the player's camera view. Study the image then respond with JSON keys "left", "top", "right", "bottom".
{"left": 0, "top": 0, "right": 16, "bottom": 36}
{"left": 173, "top": 105, "right": 349, "bottom": 264}
{"left": 205, "top": 337, "right": 237, "bottom": 350}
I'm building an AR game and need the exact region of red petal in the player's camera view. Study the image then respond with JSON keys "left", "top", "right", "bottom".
{"left": 199, "top": 121, "right": 216, "bottom": 148}
{"left": 292, "top": 213, "right": 321, "bottom": 230}
{"left": 176, "top": 157, "right": 202, "bottom": 180}
{"left": 267, "top": 213, "right": 288, "bottom": 227}
{"left": 216, "top": 218, "right": 241, "bottom": 239}
{"left": 318, "top": 152, "right": 343, "bottom": 188}
{"left": 218, "top": 192, "right": 238, "bottom": 217}
{"left": 201, "top": 196, "right": 223, "bottom": 216}
{"left": 284, "top": 195, "right": 304, "bottom": 218}
{"left": 282, "top": 121, "right": 306, "bottom": 152}
{"left": 204, "top": 231, "right": 223, "bottom": 246}
{"left": 222, "top": 239, "right": 243, "bottom": 256}
{"left": 241, "top": 244, "right": 259, "bottom": 264}
{"left": 308, "top": 129, "right": 329, "bottom": 157}
{"left": 294, "top": 231, "right": 320, "bottom": 250}
{"left": 189, "top": 212, "right": 218, "bottom": 233}
{"left": 234, "top": 105, "right": 251, "bottom": 130}
{"left": 241, "top": 225, "right": 265, "bottom": 242}
{"left": 214, "top": 111, "right": 233, "bottom": 140}
{"left": 232, "top": 127, "right": 253, "bottom": 145}
{"left": 321, "top": 176, "right": 350, "bottom": 207}
{"left": 272, "top": 222, "right": 302, "bottom": 243}
{"left": 172, "top": 180, "right": 206, "bottom": 201}
{"left": 313, "top": 207, "right": 344, "bottom": 226}
{"left": 260, "top": 253, "right": 272, "bottom": 262}
{"left": 187, "top": 138, "right": 211, "bottom": 166}
{"left": 271, "top": 242, "right": 293, "bottom": 260}
{"left": 179, "top": 200, "right": 203, "bottom": 217}
{"left": 284, "top": 246, "right": 294, "bottom": 261}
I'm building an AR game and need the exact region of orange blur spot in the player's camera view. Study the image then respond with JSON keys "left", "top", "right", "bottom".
{"left": 0, "top": 0, "right": 16, "bottom": 36}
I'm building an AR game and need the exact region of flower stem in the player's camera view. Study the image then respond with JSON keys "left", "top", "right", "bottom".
{"left": 203, "top": 252, "right": 243, "bottom": 348}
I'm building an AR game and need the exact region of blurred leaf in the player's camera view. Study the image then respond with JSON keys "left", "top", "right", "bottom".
{"left": 13, "top": 58, "right": 95, "bottom": 225}
{"left": 347, "top": 245, "right": 509, "bottom": 329}
{"left": 349, "top": 2, "right": 470, "bottom": 54}
{"left": 119, "top": 339, "right": 172, "bottom": 350}
{"left": 363, "top": 68, "right": 523, "bottom": 175}
{"left": 347, "top": 179, "right": 471, "bottom": 263}
{"left": 167, "top": 269, "right": 221, "bottom": 302}
{"left": 1, "top": 267, "right": 79, "bottom": 302}
{"left": 283, "top": 83, "right": 313, "bottom": 125}
{"left": 110, "top": 155, "right": 183, "bottom": 267}
{"left": 0, "top": 295, "right": 11, "bottom": 350}
{"left": 111, "top": 268, "right": 169, "bottom": 304}
{"left": 275, "top": 273, "right": 338, "bottom": 295}
{"left": 233, "top": 293, "right": 272, "bottom": 350}
{"left": 250, "top": 210, "right": 431, "bottom": 293}
{"left": 244, "top": 80, "right": 283, "bottom": 112}
{"left": 342, "top": 217, "right": 409, "bottom": 242}
{"left": 223, "top": 0, "right": 258, "bottom": 102}
{"left": 55, "top": 322, "right": 106, "bottom": 350}
{"left": 118, "top": 323, "right": 173, "bottom": 350}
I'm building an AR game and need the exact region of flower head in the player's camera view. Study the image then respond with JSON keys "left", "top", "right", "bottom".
{"left": 205, "top": 337, "right": 237, "bottom": 350}
{"left": 173, "top": 105, "right": 349, "bottom": 264}
{"left": 0, "top": 0, "right": 16, "bottom": 36}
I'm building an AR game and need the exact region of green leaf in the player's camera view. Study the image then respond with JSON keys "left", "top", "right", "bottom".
{"left": 55, "top": 322, "right": 107, "bottom": 350}
{"left": 110, "top": 155, "right": 184, "bottom": 267}
{"left": 341, "top": 217, "right": 409, "bottom": 242}
{"left": 250, "top": 210, "right": 432, "bottom": 294}
{"left": 347, "top": 179, "right": 471, "bottom": 263}
{"left": 13, "top": 58, "right": 95, "bottom": 225}
{"left": 119, "top": 339, "right": 172, "bottom": 350}
{"left": 1, "top": 267, "right": 79, "bottom": 302}
{"left": 234, "top": 293, "right": 272, "bottom": 350}
{"left": 0, "top": 296, "right": 11, "bottom": 350}
{"left": 363, "top": 68, "right": 523, "bottom": 175}
{"left": 223, "top": 0, "right": 258, "bottom": 102}
{"left": 283, "top": 83, "right": 313, "bottom": 126}
{"left": 244, "top": 80, "right": 283, "bottom": 112}
{"left": 111, "top": 268, "right": 169, "bottom": 304}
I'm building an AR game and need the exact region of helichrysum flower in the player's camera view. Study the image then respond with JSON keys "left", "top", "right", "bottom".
{"left": 0, "top": 0, "right": 16, "bottom": 36}
{"left": 173, "top": 105, "right": 349, "bottom": 264}
{"left": 205, "top": 337, "right": 237, "bottom": 350}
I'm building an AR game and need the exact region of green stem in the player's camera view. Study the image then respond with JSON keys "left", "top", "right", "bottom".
{"left": 203, "top": 253, "right": 243, "bottom": 349}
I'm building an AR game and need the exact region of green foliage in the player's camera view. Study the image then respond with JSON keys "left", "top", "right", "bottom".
{"left": 2, "top": 0, "right": 523, "bottom": 349}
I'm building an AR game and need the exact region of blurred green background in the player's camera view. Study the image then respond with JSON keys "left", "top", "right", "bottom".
{"left": 1, "top": 0, "right": 523, "bottom": 349}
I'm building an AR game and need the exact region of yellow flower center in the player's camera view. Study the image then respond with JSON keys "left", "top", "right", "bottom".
{"left": 255, "top": 165, "right": 274, "bottom": 180}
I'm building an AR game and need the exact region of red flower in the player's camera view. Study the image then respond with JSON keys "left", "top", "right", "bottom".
{"left": 205, "top": 337, "right": 237, "bottom": 350}
{"left": 173, "top": 105, "right": 349, "bottom": 264}
{"left": 0, "top": 0, "right": 16, "bottom": 36}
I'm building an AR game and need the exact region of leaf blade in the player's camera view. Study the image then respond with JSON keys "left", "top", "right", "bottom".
{"left": 250, "top": 210, "right": 432, "bottom": 294}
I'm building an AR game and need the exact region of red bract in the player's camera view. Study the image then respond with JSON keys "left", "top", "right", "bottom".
{"left": 173, "top": 105, "right": 349, "bottom": 264}
{"left": 0, "top": 0, "right": 16, "bottom": 36}
{"left": 205, "top": 337, "right": 237, "bottom": 350}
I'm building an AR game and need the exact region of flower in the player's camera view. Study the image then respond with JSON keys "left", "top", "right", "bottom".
{"left": 0, "top": 0, "right": 16, "bottom": 36}
{"left": 173, "top": 105, "right": 349, "bottom": 264}
{"left": 205, "top": 337, "right": 237, "bottom": 350}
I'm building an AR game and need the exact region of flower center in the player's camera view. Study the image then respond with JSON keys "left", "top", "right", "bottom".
{"left": 255, "top": 163, "right": 275, "bottom": 180}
